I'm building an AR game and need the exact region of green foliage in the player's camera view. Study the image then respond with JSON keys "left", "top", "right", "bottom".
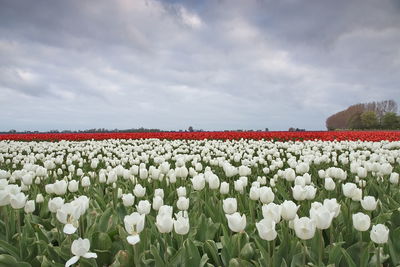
{"left": 360, "top": 111, "right": 379, "bottom": 129}
{"left": 382, "top": 112, "right": 399, "bottom": 129}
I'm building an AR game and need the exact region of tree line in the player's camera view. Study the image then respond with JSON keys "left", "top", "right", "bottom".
{"left": 326, "top": 100, "right": 400, "bottom": 130}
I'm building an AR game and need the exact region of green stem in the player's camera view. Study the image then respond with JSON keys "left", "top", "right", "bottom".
{"left": 319, "top": 230, "right": 323, "bottom": 266}
{"left": 3, "top": 206, "right": 9, "bottom": 242}
{"left": 16, "top": 210, "right": 23, "bottom": 260}
{"left": 359, "top": 231, "right": 363, "bottom": 266}
{"left": 376, "top": 245, "right": 381, "bottom": 267}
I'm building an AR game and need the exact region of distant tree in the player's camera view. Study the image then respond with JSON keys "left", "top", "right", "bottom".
{"left": 288, "top": 127, "right": 295, "bottom": 132}
{"left": 8, "top": 129, "right": 16, "bottom": 133}
{"left": 361, "top": 111, "right": 379, "bottom": 129}
{"left": 382, "top": 112, "right": 399, "bottom": 129}
{"left": 265, "top": 128, "right": 269, "bottom": 132}
{"left": 188, "top": 126, "right": 194, "bottom": 132}
{"left": 348, "top": 112, "right": 363, "bottom": 129}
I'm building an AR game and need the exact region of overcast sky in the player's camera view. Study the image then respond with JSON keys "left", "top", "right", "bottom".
{"left": 1, "top": 0, "right": 399, "bottom": 131}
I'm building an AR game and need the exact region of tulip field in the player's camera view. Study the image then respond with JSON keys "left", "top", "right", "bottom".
{"left": 1, "top": 132, "right": 400, "bottom": 266}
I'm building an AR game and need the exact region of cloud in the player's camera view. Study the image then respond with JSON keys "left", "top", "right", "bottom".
{"left": 0, "top": 0, "right": 399, "bottom": 131}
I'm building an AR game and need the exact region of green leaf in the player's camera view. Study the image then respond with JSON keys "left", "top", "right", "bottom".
{"left": 204, "top": 240, "right": 223, "bottom": 266}
{"left": 340, "top": 248, "right": 356, "bottom": 267}
{"left": 200, "top": 254, "right": 209, "bottom": 267}
{"left": 0, "top": 254, "right": 31, "bottom": 267}
{"left": 150, "top": 245, "right": 164, "bottom": 266}
{"left": 185, "top": 239, "right": 201, "bottom": 266}
{"left": 0, "top": 240, "right": 19, "bottom": 259}
{"left": 98, "top": 207, "right": 113, "bottom": 232}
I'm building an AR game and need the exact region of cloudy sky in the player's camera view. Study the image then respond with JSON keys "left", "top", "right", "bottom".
{"left": 1, "top": 0, "right": 399, "bottom": 131}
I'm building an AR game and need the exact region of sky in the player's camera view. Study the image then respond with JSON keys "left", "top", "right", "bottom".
{"left": 0, "top": 0, "right": 399, "bottom": 132}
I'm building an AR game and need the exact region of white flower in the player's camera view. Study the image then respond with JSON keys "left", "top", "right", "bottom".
{"left": 10, "top": 192, "right": 27, "bottom": 209}
{"left": 176, "top": 197, "right": 189, "bottom": 211}
{"left": 360, "top": 196, "right": 377, "bottom": 211}
{"left": 262, "top": 203, "right": 282, "bottom": 223}
{"left": 324, "top": 178, "right": 335, "bottom": 191}
{"left": 249, "top": 186, "right": 260, "bottom": 201}
{"left": 352, "top": 212, "right": 371, "bottom": 232}
{"left": 124, "top": 212, "right": 145, "bottom": 245}
{"left": 259, "top": 186, "right": 275, "bottom": 204}
{"left": 223, "top": 198, "right": 237, "bottom": 214}
{"left": 65, "top": 238, "right": 97, "bottom": 267}
{"left": 256, "top": 218, "right": 277, "bottom": 241}
{"left": 220, "top": 182, "right": 229, "bottom": 194}
{"left": 281, "top": 200, "right": 299, "bottom": 221}
{"left": 294, "top": 217, "right": 316, "bottom": 240}
{"left": 176, "top": 186, "right": 187, "bottom": 197}
{"left": 370, "top": 224, "right": 389, "bottom": 244}
{"left": 191, "top": 174, "right": 205, "bottom": 191}
{"left": 48, "top": 197, "right": 65, "bottom": 213}
{"left": 208, "top": 174, "right": 220, "bottom": 190}
{"left": 342, "top": 183, "right": 358, "bottom": 198}
{"left": 389, "top": 172, "right": 399, "bottom": 184}
{"left": 68, "top": 180, "right": 79, "bottom": 193}
{"left": 304, "top": 185, "right": 316, "bottom": 200}
{"left": 156, "top": 213, "right": 174, "bottom": 233}
{"left": 133, "top": 184, "right": 146, "bottom": 198}
{"left": 154, "top": 188, "right": 164, "bottom": 199}
{"left": 136, "top": 200, "right": 151, "bottom": 215}
{"left": 54, "top": 180, "right": 68, "bottom": 195}
{"left": 122, "top": 193, "right": 135, "bottom": 207}
{"left": 292, "top": 185, "right": 307, "bottom": 201}
{"left": 234, "top": 180, "right": 244, "bottom": 193}
{"left": 173, "top": 214, "right": 190, "bottom": 235}
{"left": 225, "top": 212, "right": 246, "bottom": 232}
{"left": 81, "top": 176, "right": 91, "bottom": 187}
{"left": 36, "top": 193, "right": 44, "bottom": 203}
{"left": 323, "top": 198, "right": 341, "bottom": 218}
{"left": 310, "top": 205, "right": 334, "bottom": 229}
{"left": 24, "top": 200, "right": 35, "bottom": 213}
{"left": 152, "top": 196, "right": 164, "bottom": 211}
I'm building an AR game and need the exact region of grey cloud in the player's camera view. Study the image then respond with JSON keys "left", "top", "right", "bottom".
{"left": 0, "top": 0, "right": 399, "bottom": 131}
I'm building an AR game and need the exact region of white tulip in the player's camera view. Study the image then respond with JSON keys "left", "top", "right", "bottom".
{"left": 225, "top": 212, "right": 246, "bottom": 232}
{"left": 281, "top": 200, "right": 299, "bottom": 221}
{"left": 124, "top": 212, "right": 145, "bottom": 245}
{"left": 324, "top": 178, "right": 335, "bottom": 191}
{"left": 256, "top": 218, "right": 277, "bottom": 241}
{"left": 176, "top": 186, "right": 187, "bottom": 197}
{"left": 133, "top": 184, "right": 146, "bottom": 198}
{"left": 360, "top": 196, "right": 377, "bottom": 211}
{"left": 259, "top": 186, "right": 274, "bottom": 204}
{"left": 136, "top": 200, "right": 151, "bottom": 215}
{"left": 24, "top": 200, "right": 35, "bottom": 213}
{"left": 65, "top": 238, "right": 97, "bottom": 267}
{"left": 352, "top": 212, "right": 371, "bottom": 232}
{"left": 262, "top": 203, "right": 282, "bottom": 223}
{"left": 220, "top": 182, "right": 229, "bottom": 194}
{"left": 152, "top": 196, "right": 164, "bottom": 211}
{"left": 176, "top": 196, "right": 189, "bottom": 211}
{"left": 10, "top": 192, "right": 27, "bottom": 209}
{"left": 223, "top": 198, "right": 237, "bottom": 214}
{"left": 370, "top": 224, "right": 389, "bottom": 244}
{"left": 294, "top": 217, "right": 316, "bottom": 240}
{"left": 122, "top": 193, "right": 135, "bottom": 207}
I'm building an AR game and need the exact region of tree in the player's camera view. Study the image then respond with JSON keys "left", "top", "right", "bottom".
{"left": 188, "top": 126, "right": 194, "bottom": 132}
{"left": 382, "top": 112, "right": 399, "bottom": 129}
{"left": 360, "top": 111, "right": 379, "bottom": 129}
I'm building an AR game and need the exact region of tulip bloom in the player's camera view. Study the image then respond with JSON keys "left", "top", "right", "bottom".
{"left": 124, "top": 212, "right": 145, "bottom": 245}
{"left": 225, "top": 212, "right": 246, "bottom": 232}
{"left": 65, "top": 238, "right": 97, "bottom": 267}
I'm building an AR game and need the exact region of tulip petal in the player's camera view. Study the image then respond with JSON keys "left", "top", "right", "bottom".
{"left": 127, "top": 234, "right": 141, "bottom": 245}
{"left": 65, "top": 256, "right": 79, "bottom": 267}
{"left": 83, "top": 252, "right": 97, "bottom": 259}
{"left": 63, "top": 224, "right": 77, "bottom": 235}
